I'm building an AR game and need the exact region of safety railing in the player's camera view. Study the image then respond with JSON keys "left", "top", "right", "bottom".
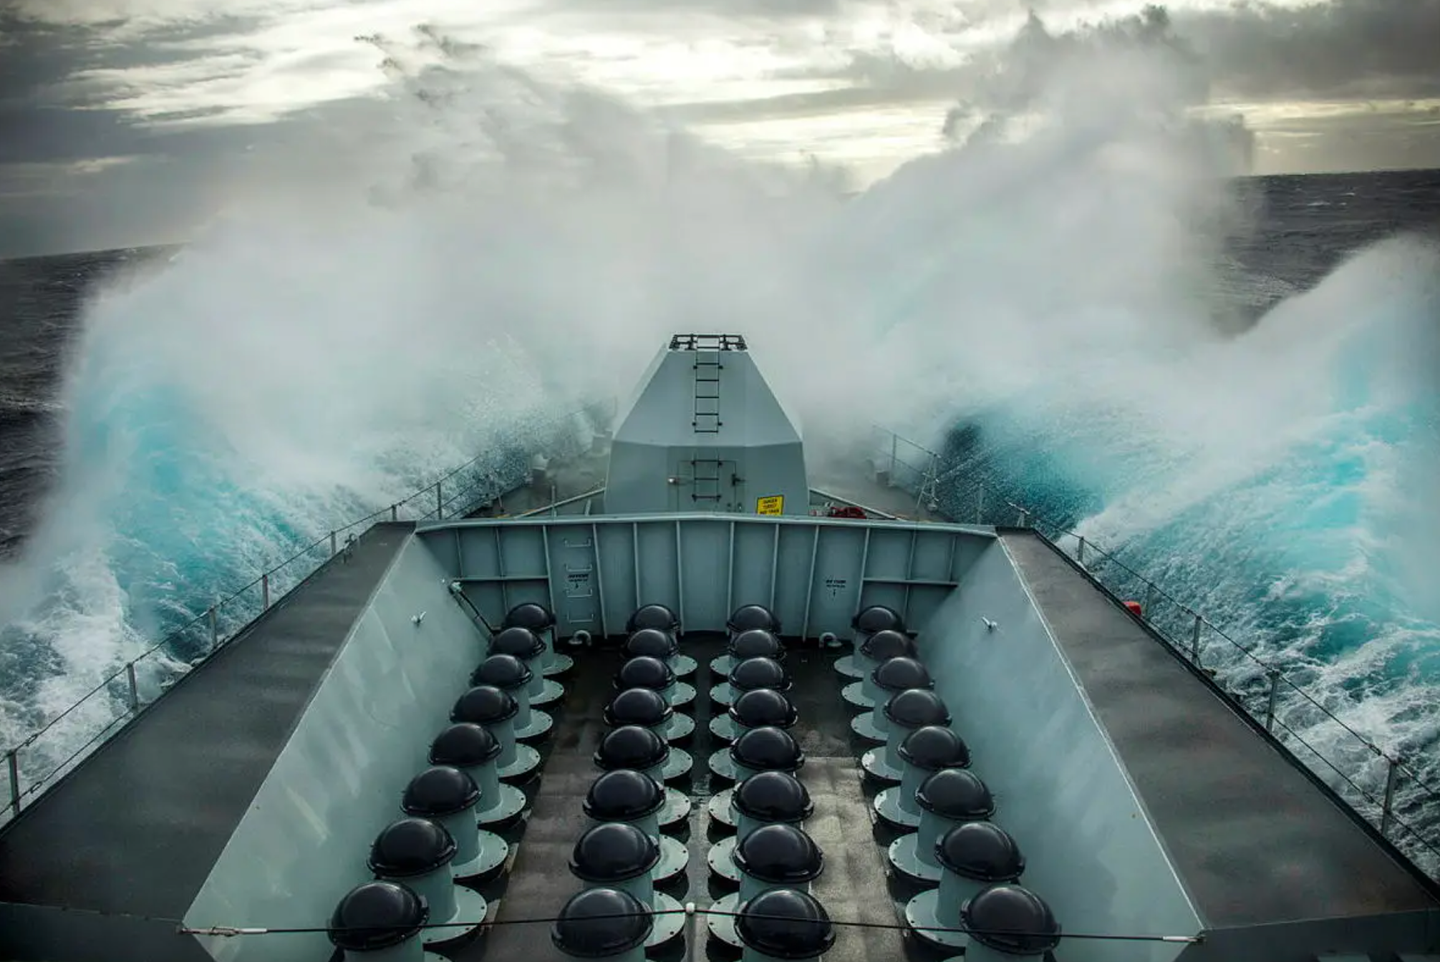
{"left": 2, "top": 400, "right": 614, "bottom": 823}
{"left": 869, "top": 424, "right": 1440, "bottom": 879}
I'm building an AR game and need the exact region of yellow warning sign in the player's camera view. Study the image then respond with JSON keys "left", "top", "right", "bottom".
{"left": 756, "top": 495, "right": 784, "bottom": 516}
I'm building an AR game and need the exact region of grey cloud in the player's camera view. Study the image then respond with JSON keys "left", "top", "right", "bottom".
{"left": 1174, "top": 0, "right": 1440, "bottom": 103}
{"left": 660, "top": 85, "right": 901, "bottom": 125}
{"left": 529, "top": 0, "right": 843, "bottom": 17}
{"left": 0, "top": 8, "right": 271, "bottom": 153}
{"left": 3, "top": 0, "right": 1440, "bottom": 257}
{"left": 751, "top": 2, "right": 1440, "bottom": 115}
{"left": 681, "top": 2, "right": 1432, "bottom": 170}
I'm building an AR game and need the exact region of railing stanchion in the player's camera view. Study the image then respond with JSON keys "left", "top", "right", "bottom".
{"left": 391, "top": 503, "right": 398, "bottom": 522}
{"left": 1018, "top": 507, "right": 1028, "bottom": 527}
{"left": 1145, "top": 583, "right": 1157, "bottom": 619}
{"left": 7, "top": 749, "right": 20, "bottom": 816}
{"left": 330, "top": 530, "right": 337, "bottom": 556}
{"left": 1381, "top": 757, "right": 1401, "bottom": 838}
{"left": 975, "top": 483, "right": 984, "bottom": 524}
{"left": 1077, "top": 536, "right": 1086, "bottom": 566}
{"left": 126, "top": 662, "right": 139, "bottom": 714}
{"left": 262, "top": 573, "right": 270, "bottom": 610}
{"left": 209, "top": 606, "right": 218, "bottom": 651}
{"left": 1190, "top": 613, "right": 1203, "bottom": 664}
{"left": 436, "top": 481, "right": 443, "bottom": 520}
{"left": 889, "top": 433, "right": 898, "bottom": 485}
{"left": 1264, "top": 670, "right": 1282, "bottom": 732}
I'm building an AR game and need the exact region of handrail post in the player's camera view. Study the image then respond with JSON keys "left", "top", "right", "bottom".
{"left": 1190, "top": 613, "right": 1202, "bottom": 664}
{"left": 330, "top": 530, "right": 337, "bottom": 556}
{"left": 261, "top": 572, "right": 270, "bottom": 610}
{"left": 125, "top": 662, "right": 139, "bottom": 714}
{"left": 209, "top": 606, "right": 218, "bottom": 651}
{"left": 1263, "top": 670, "right": 1282, "bottom": 732}
{"left": 391, "top": 503, "right": 398, "bottom": 522}
{"left": 436, "top": 481, "right": 443, "bottom": 520}
{"left": 1145, "top": 583, "right": 1157, "bottom": 618}
{"left": 1381, "top": 757, "right": 1400, "bottom": 837}
{"left": 889, "top": 433, "right": 898, "bottom": 485}
{"left": 1077, "top": 536, "right": 1086, "bottom": 566}
{"left": 975, "top": 483, "right": 984, "bottom": 524}
{"left": 1018, "top": 507, "right": 1028, "bottom": 527}
{"left": 7, "top": 749, "right": 19, "bottom": 816}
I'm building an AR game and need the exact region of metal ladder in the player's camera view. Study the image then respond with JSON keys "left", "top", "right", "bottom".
{"left": 690, "top": 459, "right": 724, "bottom": 501}
{"left": 693, "top": 350, "right": 722, "bottom": 433}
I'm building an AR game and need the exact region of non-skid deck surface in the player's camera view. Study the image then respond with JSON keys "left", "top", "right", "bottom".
{"left": 1001, "top": 530, "right": 1440, "bottom": 926}
{"left": 449, "top": 636, "right": 911, "bottom": 962}
{"left": 0, "top": 522, "right": 413, "bottom": 919}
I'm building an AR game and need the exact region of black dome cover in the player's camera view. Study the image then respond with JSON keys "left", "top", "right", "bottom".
{"left": 552, "top": 887, "right": 653, "bottom": 959}
{"left": 401, "top": 766, "right": 481, "bottom": 818}
{"left": 731, "top": 726, "right": 804, "bottom": 773}
{"left": 730, "top": 688, "right": 798, "bottom": 729}
{"left": 627, "top": 603, "right": 679, "bottom": 633}
{"left": 872, "top": 657, "right": 932, "bottom": 693}
{"left": 595, "top": 725, "right": 670, "bottom": 771}
{"left": 962, "top": 884, "right": 1061, "bottom": 955}
{"left": 605, "top": 688, "right": 673, "bottom": 729}
{"left": 735, "top": 889, "right": 836, "bottom": 960}
{"left": 729, "top": 628, "right": 784, "bottom": 660}
{"left": 852, "top": 604, "right": 904, "bottom": 634}
{"left": 898, "top": 725, "right": 969, "bottom": 771}
{"left": 450, "top": 685, "right": 518, "bottom": 725}
{"left": 734, "top": 771, "right": 813, "bottom": 823}
{"left": 328, "top": 881, "right": 428, "bottom": 951}
{"left": 729, "top": 656, "right": 790, "bottom": 693}
{"left": 491, "top": 626, "right": 545, "bottom": 661}
{"left": 916, "top": 768, "right": 994, "bottom": 821}
{"left": 936, "top": 821, "right": 1026, "bottom": 883}
{"left": 885, "top": 689, "right": 951, "bottom": 730}
{"left": 471, "top": 653, "right": 532, "bottom": 690}
{"left": 368, "top": 818, "right": 457, "bottom": 878}
{"left": 734, "top": 823, "right": 824, "bottom": 884}
{"left": 430, "top": 722, "right": 503, "bottom": 767}
{"left": 584, "top": 769, "right": 666, "bottom": 822}
{"left": 504, "top": 602, "right": 554, "bottom": 630}
{"left": 614, "top": 656, "right": 675, "bottom": 692}
{"left": 728, "top": 604, "right": 781, "bottom": 634}
{"left": 859, "top": 629, "right": 915, "bottom": 662}
{"left": 569, "top": 822, "right": 661, "bottom": 883}
{"left": 625, "top": 628, "right": 679, "bottom": 660}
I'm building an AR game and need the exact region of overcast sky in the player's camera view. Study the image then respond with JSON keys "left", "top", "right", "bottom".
{"left": 2, "top": 0, "right": 1439, "bottom": 257}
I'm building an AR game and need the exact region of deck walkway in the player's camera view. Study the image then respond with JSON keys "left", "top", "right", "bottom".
{"left": 0, "top": 523, "right": 413, "bottom": 919}
{"left": 1002, "top": 530, "right": 1438, "bottom": 927}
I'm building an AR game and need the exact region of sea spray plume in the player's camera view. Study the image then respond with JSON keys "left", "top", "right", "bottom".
{"left": 791, "top": 10, "right": 1440, "bottom": 860}
{"left": 0, "top": 33, "right": 642, "bottom": 775}
{"left": 797, "top": 6, "right": 1256, "bottom": 449}
{"left": 0, "top": 27, "right": 868, "bottom": 785}
{"left": 1069, "top": 236, "right": 1440, "bottom": 853}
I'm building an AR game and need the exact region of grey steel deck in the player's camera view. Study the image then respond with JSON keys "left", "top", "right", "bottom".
{"left": 449, "top": 636, "right": 911, "bottom": 962}
{"left": 1001, "top": 529, "right": 1439, "bottom": 927}
{"left": 0, "top": 522, "right": 413, "bottom": 920}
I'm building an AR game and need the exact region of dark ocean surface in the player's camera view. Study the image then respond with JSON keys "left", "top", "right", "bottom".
{"left": 1, "top": 166, "right": 1439, "bottom": 870}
